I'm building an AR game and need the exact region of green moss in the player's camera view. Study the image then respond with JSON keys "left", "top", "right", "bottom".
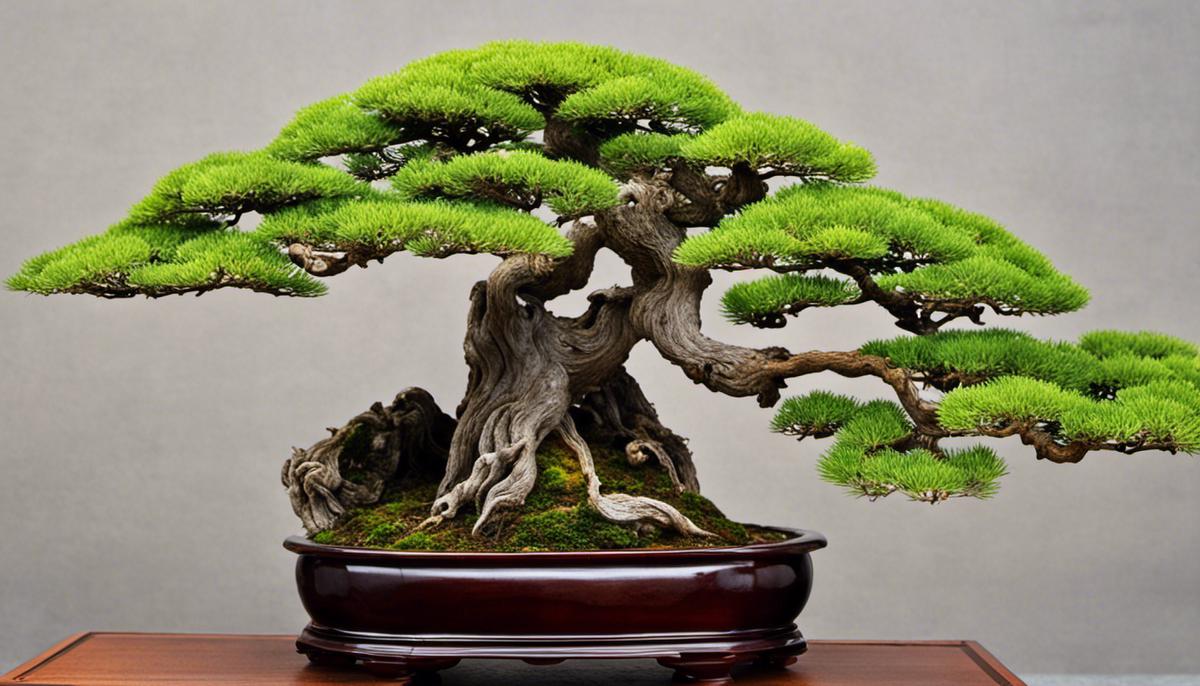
{"left": 390, "top": 532, "right": 435, "bottom": 550}
{"left": 315, "top": 435, "right": 784, "bottom": 552}
{"left": 364, "top": 522, "right": 401, "bottom": 546}
{"left": 539, "top": 465, "right": 569, "bottom": 491}
{"left": 508, "top": 505, "right": 642, "bottom": 551}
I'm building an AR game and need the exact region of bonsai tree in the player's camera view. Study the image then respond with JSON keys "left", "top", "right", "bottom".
{"left": 10, "top": 41, "right": 1198, "bottom": 546}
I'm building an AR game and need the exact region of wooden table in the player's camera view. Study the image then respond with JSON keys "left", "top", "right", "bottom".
{"left": 1, "top": 633, "right": 1026, "bottom": 685}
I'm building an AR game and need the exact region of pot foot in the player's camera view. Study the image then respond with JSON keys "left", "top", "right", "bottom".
{"left": 658, "top": 654, "right": 738, "bottom": 684}
{"left": 361, "top": 660, "right": 415, "bottom": 683}
{"left": 754, "top": 649, "right": 799, "bottom": 670}
{"left": 297, "top": 643, "right": 356, "bottom": 668}
{"left": 361, "top": 657, "right": 461, "bottom": 681}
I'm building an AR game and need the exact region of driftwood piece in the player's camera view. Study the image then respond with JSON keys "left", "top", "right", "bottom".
{"left": 281, "top": 388, "right": 455, "bottom": 535}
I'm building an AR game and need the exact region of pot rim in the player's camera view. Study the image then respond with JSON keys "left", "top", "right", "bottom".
{"left": 283, "top": 525, "right": 826, "bottom": 562}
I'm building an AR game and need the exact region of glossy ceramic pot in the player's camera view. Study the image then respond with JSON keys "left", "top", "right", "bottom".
{"left": 285, "top": 527, "right": 826, "bottom": 684}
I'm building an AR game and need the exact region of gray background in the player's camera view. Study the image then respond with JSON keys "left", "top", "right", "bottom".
{"left": 1, "top": 0, "right": 1198, "bottom": 678}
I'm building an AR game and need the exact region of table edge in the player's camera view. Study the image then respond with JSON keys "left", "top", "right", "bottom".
{"left": 1, "top": 634, "right": 1026, "bottom": 685}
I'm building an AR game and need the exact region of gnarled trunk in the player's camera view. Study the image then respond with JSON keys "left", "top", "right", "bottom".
{"left": 427, "top": 247, "right": 711, "bottom": 535}
{"left": 286, "top": 177, "right": 740, "bottom": 537}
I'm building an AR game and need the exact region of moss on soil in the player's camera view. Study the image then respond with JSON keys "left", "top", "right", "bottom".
{"left": 314, "top": 436, "right": 787, "bottom": 552}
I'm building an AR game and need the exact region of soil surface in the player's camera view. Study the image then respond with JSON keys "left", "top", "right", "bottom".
{"left": 314, "top": 436, "right": 788, "bottom": 552}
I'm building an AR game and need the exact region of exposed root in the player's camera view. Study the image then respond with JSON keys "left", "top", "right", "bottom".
{"left": 282, "top": 388, "right": 455, "bottom": 535}
{"left": 558, "top": 414, "right": 713, "bottom": 537}
{"left": 430, "top": 439, "right": 540, "bottom": 535}
{"left": 574, "top": 367, "right": 700, "bottom": 492}
{"left": 625, "top": 439, "right": 686, "bottom": 491}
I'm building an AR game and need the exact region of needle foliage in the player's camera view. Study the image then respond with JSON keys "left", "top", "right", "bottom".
{"left": 8, "top": 41, "right": 1196, "bottom": 510}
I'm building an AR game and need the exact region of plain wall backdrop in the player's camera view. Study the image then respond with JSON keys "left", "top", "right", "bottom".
{"left": 1, "top": 0, "right": 1198, "bottom": 676}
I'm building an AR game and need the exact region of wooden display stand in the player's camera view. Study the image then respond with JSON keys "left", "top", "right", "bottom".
{"left": 2, "top": 633, "right": 1026, "bottom": 685}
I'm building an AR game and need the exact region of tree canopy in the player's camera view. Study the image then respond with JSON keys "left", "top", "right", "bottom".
{"left": 10, "top": 40, "right": 1196, "bottom": 507}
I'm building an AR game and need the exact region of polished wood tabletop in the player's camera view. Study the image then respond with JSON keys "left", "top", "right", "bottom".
{"left": 1, "top": 633, "right": 1026, "bottom": 685}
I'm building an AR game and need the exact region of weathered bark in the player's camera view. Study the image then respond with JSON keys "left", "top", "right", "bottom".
{"left": 428, "top": 251, "right": 642, "bottom": 534}
{"left": 598, "top": 180, "right": 797, "bottom": 407}
{"left": 282, "top": 388, "right": 455, "bottom": 534}
{"left": 573, "top": 367, "right": 700, "bottom": 493}
{"left": 596, "top": 178, "right": 942, "bottom": 433}
{"left": 286, "top": 171, "right": 953, "bottom": 538}
{"left": 425, "top": 174, "right": 934, "bottom": 536}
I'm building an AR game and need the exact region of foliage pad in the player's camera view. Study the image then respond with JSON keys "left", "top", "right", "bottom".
{"left": 8, "top": 40, "right": 1197, "bottom": 518}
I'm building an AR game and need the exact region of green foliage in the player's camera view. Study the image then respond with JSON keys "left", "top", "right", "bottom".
{"left": 938, "top": 375, "right": 1200, "bottom": 451}
{"left": 557, "top": 72, "right": 739, "bottom": 131}
{"left": 862, "top": 328, "right": 1200, "bottom": 399}
{"left": 798, "top": 398, "right": 1010, "bottom": 501}
{"left": 257, "top": 196, "right": 573, "bottom": 258}
{"left": 598, "top": 132, "right": 690, "bottom": 177}
{"left": 1058, "top": 382, "right": 1200, "bottom": 450}
{"left": 722, "top": 274, "right": 859, "bottom": 326}
{"left": 128, "top": 151, "right": 367, "bottom": 223}
{"left": 7, "top": 218, "right": 324, "bottom": 298}
{"left": 1093, "top": 354, "right": 1181, "bottom": 391}
{"left": 944, "top": 446, "right": 1009, "bottom": 498}
{"left": 392, "top": 150, "right": 619, "bottom": 217}
{"left": 858, "top": 448, "right": 971, "bottom": 500}
{"left": 680, "top": 113, "right": 876, "bottom": 182}
{"left": 474, "top": 41, "right": 739, "bottom": 131}
{"left": 811, "top": 399, "right": 1007, "bottom": 501}
{"left": 464, "top": 40, "right": 631, "bottom": 94}
{"left": 355, "top": 60, "right": 544, "bottom": 142}
{"left": 799, "top": 226, "right": 891, "bottom": 260}
{"left": 265, "top": 95, "right": 409, "bottom": 162}
{"left": 680, "top": 183, "right": 1089, "bottom": 323}
{"left": 771, "top": 391, "right": 861, "bottom": 436}
{"left": 7, "top": 232, "right": 152, "bottom": 294}
{"left": 125, "top": 230, "right": 326, "bottom": 296}
{"left": 835, "top": 399, "right": 914, "bottom": 449}
{"left": 852, "top": 328, "right": 1200, "bottom": 458}
{"left": 351, "top": 41, "right": 738, "bottom": 149}
{"left": 938, "top": 376, "right": 1090, "bottom": 430}
{"left": 677, "top": 184, "right": 978, "bottom": 268}
{"left": 597, "top": 113, "right": 873, "bottom": 181}
{"left": 874, "top": 255, "right": 1089, "bottom": 315}
{"left": 673, "top": 225, "right": 807, "bottom": 270}
{"left": 861, "top": 329, "right": 1101, "bottom": 392}
{"left": 1079, "top": 330, "right": 1199, "bottom": 360}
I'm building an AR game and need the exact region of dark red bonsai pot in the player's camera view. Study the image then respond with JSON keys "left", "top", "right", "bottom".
{"left": 284, "top": 527, "right": 826, "bottom": 683}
